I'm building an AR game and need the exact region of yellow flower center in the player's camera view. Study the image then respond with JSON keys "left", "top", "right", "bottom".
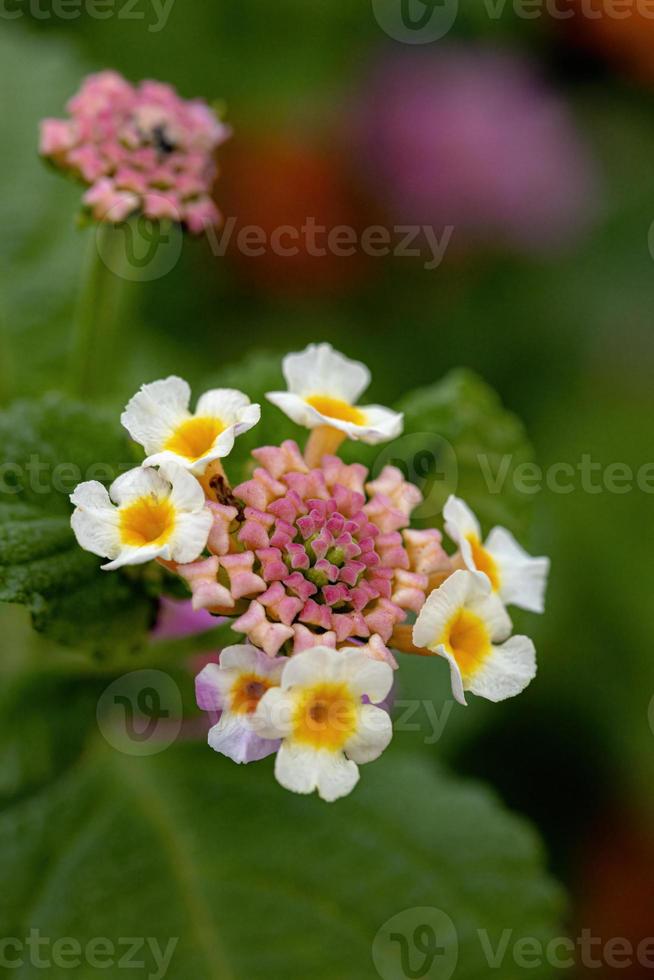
{"left": 119, "top": 495, "right": 176, "bottom": 548}
{"left": 440, "top": 608, "right": 491, "bottom": 680}
{"left": 164, "top": 416, "right": 224, "bottom": 461}
{"left": 467, "top": 534, "right": 501, "bottom": 591}
{"left": 306, "top": 395, "right": 366, "bottom": 426}
{"left": 230, "top": 674, "right": 275, "bottom": 715}
{"left": 292, "top": 681, "right": 358, "bottom": 751}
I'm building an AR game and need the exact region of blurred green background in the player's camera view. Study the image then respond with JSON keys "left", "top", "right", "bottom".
{"left": 1, "top": 1, "right": 653, "bottom": 977}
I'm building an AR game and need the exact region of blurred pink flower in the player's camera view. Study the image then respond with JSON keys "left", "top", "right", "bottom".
{"left": 151, "top": 597, "right": 217, "bottom": 640}
{"left": 40, "top": 70, "right": 230, "bottom": 234}
{"left": 351, "top": 46, "right": 599, "bottom": 253}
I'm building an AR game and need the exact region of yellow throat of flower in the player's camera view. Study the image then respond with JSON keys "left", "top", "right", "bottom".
{"left": 467, "top": 535, "right": 501, "bottom": 591}
{"left": 119, "top": 495, "right": 176, "bottom": 548}
{"left": 292, "top": 681, "right": 358, "bottom": 751}
{"left": 440, "top": 608, "right": 492, "bottom": 680}
{"left": 306, "top": 395, "right": 366, "bottom": 426}
{"left": 164, "top": 416, "right": 225, "bottom": 461}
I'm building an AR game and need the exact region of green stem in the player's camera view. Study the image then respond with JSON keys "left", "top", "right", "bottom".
{"left": 68, "top": 224, "right": 130, "bottom": 399}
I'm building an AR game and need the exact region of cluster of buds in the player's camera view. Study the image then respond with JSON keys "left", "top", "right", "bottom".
{"left": 71, "top": 343, "right": 549, "bottom": 801}
{"left": 40, "top": 70, "right": 229, "bottom": 233}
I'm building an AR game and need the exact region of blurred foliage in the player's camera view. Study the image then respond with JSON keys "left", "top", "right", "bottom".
{"left": 0, "top": 742, "right": 564, "bottom": 980}
{"left": 0, "top": 394, "right": 154, "bottom": 655}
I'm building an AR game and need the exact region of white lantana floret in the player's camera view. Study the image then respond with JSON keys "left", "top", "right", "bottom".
{"left": 266, "top": 343, "right": 403, "bottom": 445}
{"left": 253, "top": 645, "right": 394, "bottom": 802}
{"left": 443, "top": 495, "right": 550, "bottom": 613}
{"left": 70, "top": 462, "right": 212, "bottom": 571}
{"left": 121, "top": 376, "right": 261, "bottom": 476}
{"left": 413, "top": 569, "right": 536, "bottom": 706}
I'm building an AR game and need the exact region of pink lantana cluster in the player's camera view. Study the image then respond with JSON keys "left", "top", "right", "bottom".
{"left": 40, "top": 70, "right": 229, "bottom": 233}
{"left": 176, "top": 440, "right": 447, "bottom": 665}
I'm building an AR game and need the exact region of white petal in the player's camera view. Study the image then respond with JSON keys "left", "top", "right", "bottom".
{"left": 274, "top": 742, "right": 359, "bottom": 801}
{"left": 195, "top": 662, "right": 228, "bottom": 712}
{"left": 354, "top": 404, "right": 404, "bottom": 444}
{"left": 334, "top": 648, "right": 393, "bottom": 703}
{"left": 101, "top": 542, "right": 169, "bottom": 571}
{"left": 207, "top": 713, "right": 277, "bottom": 765}
{"left": 70, "top": 480, "right": 114, "bottom": 514}
{"left": 159, "top": 462, "right": 205, "bottom": 512}
{"left": 109, "top": 466, "right": 169, "bottom": 506}
{"left": 167, "top": 509, "right": 213, "bottom": 564}
{"left": 468, "top": 589, "right": 513, "bottom": 644}
{"left": 436, "top": 646, "right": 468, "bottom": 706}
{"left": 70, "top": 493, "right": 121, "bottom": 561}
{"left": 280, "top": 646, "right": 337, "bottom": 690}
{"left": 281, "top": 343, "right": 370, "bottom": 402}
{"left": 265, "top": 391, "right": 320, "bottom": 430}
{"left": 314, "top": 751, "right": 360, "bottom": 802}
{"left": 466, "top": 635, "right": 537, "bottom": 703}
{"left": 274, "top": 742, "right": 322, "bottom": 796}
{"left": 344, "top": 704, "right": 393, "bottom": 763}
{"left": 121, "top": 376, "right": 191, "bottom": 453}
{"left": 220, "top": 645, "right": 285, "bottom": 682}
{"left": 443, "top": 495, "right": 481, "bottom": 571}
{"left": 266, "top": 392, "right": 402, "bottom": 444}
{"left": 412, "top": 569, "right": 489, "bottom": 650}
{"left": 252, "top": 687, "right": 294, "bottom": 739}
{"left": 195, "top": 388, "right": 256, "bottom": 426}
{"left": 485, "top": 527, "right": 550, "bottom": 613}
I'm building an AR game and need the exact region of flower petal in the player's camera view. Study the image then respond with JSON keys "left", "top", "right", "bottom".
{"left": 443, "top": 495, "right": 484, "bottom": 575}
{"left": 70, "top": 483, "right": 121, "bottom": 560}
{"left": 333, "top": 648, "right": 394, "bottom": 703}
{"left": 282, "top": 343, "right": 370, "bottom": 403}
{"left": 485, "top": 526, "right": 550, "bottom": 613}
{"left": 466, "top": 635, "right": 537, "bottom": 703}
{"left": 109, "top": 466, "right": 169, "bottom": 507}
{"left": 412, "top": 569, "right": 490, "bottom": 650}
{"left": 274, "top": 741, "right": 359, "bottom": 801}
{"left": 344, "top": 703, "right": 393, "bottom": 764}
{"left": 252, "top": 686, "right": 294, "bottom": 739}
{"left": 208, "top": 713, "right": 279, "bottom": 764}
{"left": 121, "top": 376, "right": 191, "bottom": 454}
{"left": 280, "top": 645, "right": 337, "bottom": 690}
{"left": 166, "top": 509, "right": 213, "bottom": 564}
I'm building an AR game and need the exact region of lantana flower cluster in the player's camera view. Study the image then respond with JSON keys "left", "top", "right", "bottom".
{"left": 71, "top": 343, "right": 549, "bottom": 801}
{"left": 40, "top": 70, "right": 229, "bottom": 233}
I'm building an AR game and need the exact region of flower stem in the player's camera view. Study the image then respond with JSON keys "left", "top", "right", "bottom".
{"left": 68, "top": 223, "right": 130, "bottom": 399}
{"left": 391, "top": 624, "right": 434, "bottom": 657}
{"left": 305, "top": 425, "right": 346, "bottom": 467}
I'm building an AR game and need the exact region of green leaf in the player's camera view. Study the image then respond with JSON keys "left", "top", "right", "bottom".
{"left": 391, "top": 369, "right": 535, "bottom": 538}
{"left": 0, "top": 394, "right": 154, "bottom": 655}
{"left": 0, "top": 743, "right": 564, "bottom": 979}
{"left": 0, "top": 29, "right": 89, "bottom": 401}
